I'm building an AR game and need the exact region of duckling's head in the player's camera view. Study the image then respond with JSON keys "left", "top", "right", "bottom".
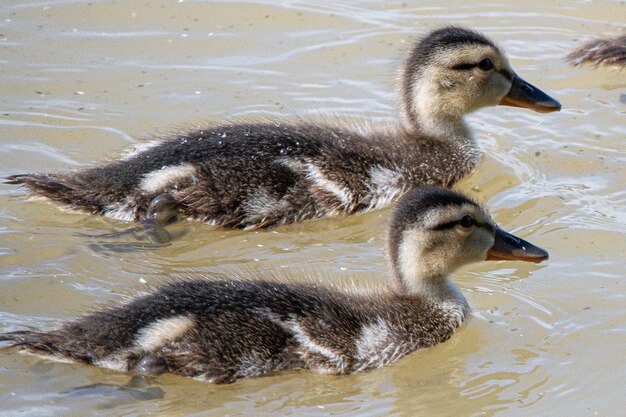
{"left": 401, "top": 27, "right": 561, "bottom": 136}
{"left": 387, "top": 187, "right": 548, "bottom": 296}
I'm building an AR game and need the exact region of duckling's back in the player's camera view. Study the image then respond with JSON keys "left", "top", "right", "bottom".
{"left": 7, "top": 122, "right": 473, "bottom": 228}
{"left": 2, "top": 278, "right": 461, "bottom": 383}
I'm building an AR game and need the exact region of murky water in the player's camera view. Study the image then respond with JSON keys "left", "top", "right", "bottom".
{"left": 0, "top": 1, "right": 624, "bottom": 416}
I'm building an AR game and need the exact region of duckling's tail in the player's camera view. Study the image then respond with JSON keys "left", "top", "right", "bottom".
{"left": 567, "top": 35, "right": 626, "bottom": 68}
{"left": 6, "top": 173, "right": 72, "bottom": 197}
{"left": 1, "top": 330, "right": 58, "bottom": 352}
{"left": 5, "top": 172, "right": 116, "bottom": 216}
{"left": 0, "top": 330, "right": 49, "bottom": 348}
{"left": 1, "top": 330, "right": 95, "bottom": 364}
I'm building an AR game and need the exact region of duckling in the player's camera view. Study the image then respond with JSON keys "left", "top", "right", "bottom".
{"left": 567, "top": 34, "right": 626, "bottom": 68}
{"left": 1, "top": 187, "right": 548, "bottom": 383}
{"left": 6, "top": 27, "right": 560, "bottom": 229}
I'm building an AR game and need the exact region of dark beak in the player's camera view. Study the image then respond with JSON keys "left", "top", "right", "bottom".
{"left": 486, "top": 227, "right": 549, "bottom": 263}
{"left": 499, "top": 75, "right": 561, "bottom": 113}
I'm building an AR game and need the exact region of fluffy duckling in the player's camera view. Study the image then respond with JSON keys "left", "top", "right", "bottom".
{"left": 7, "top": 27, "right": 560, "bottom": 229}
{"left": 567, "top": 34, "right": 626, "bottom": 68}
{"left": 1, "top": 187, "right": 548, "bottom": 383}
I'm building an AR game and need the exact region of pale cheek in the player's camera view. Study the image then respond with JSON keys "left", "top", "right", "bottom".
{"left": 437, "top": 239, "right": 465, "bottom": 268}
{"left": 493, "top": 77, "right": 513, "bottom": 101}
{"left": 457, "top": 81, "right": 486, "bottom": 111}
{"left": 473, "top": 81, "right": 497, "bottom": 107}
{"left": 475, "top": 234, "right": 495, "bottom": 260}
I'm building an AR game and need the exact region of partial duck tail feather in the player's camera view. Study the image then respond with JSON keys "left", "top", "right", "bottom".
{"left": 1, "top": 330, "right": 96, "bottom": 364}
{"left": 5, "top": 173, "right": 83, "bottom": 207}
{"left": 0, "top": 330, "right": 55, "bottom": 350}
{"left": 6, "top": 173, "right": 72, "bottom": 195}
{"left": 567, "top": 34, "right": 626, "bottom": 68}
{"left": 1, "top": 330, "right": 36, "bottom": 343}
{"left": 5, "top": 172, "right": 110, "bottom": 215}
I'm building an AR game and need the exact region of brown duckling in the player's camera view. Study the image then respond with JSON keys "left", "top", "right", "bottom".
{"left": 7, "top": 27, "right": 560, "bottom": 229}
{"left": 1, "top": 187, "right": 549, "bottom": 383}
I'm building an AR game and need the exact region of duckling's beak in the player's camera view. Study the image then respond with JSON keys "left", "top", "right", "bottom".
{"left": 499, "top": 75, "right": 561, "bottom": 113}
{"left": 486, "top": 227, "right": 549, "bottom": 263}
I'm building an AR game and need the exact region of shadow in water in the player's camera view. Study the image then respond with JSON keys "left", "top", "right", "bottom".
{"left": 61, "top": 376, "right": 165, "bottom": 409}
{"left": 84, "top": 227, "right": 188, "bottom": 253}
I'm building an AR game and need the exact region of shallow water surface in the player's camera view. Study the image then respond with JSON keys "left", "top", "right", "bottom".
{"left": 0, "top": 1, "right": 624, "bottom": 416}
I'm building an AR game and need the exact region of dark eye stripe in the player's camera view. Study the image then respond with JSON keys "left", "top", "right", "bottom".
{"left": 432, "top": 220, "right": 463, "bottom": 230}
{"left": 451, "top": 62, "right": 478, "bottom": 70}
{"left": 502, "top": 70, "right": 515, "bottom": 81}
{"left": 452, "top": 59, "right": 495, "bottom": 71}
{"left": 432, "top": 221, "right": 494, "bottom": 231}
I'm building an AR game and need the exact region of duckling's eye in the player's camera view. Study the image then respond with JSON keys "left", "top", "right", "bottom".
{"left": 478, "top": 58, "right": 494, "bottom": 71}
{"left": 459, "top": 215, "right": 475, "bottom": 228}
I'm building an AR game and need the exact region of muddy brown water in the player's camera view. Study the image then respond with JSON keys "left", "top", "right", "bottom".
{"left": 0, "top": 1, "right": 624, "bottom": 416}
